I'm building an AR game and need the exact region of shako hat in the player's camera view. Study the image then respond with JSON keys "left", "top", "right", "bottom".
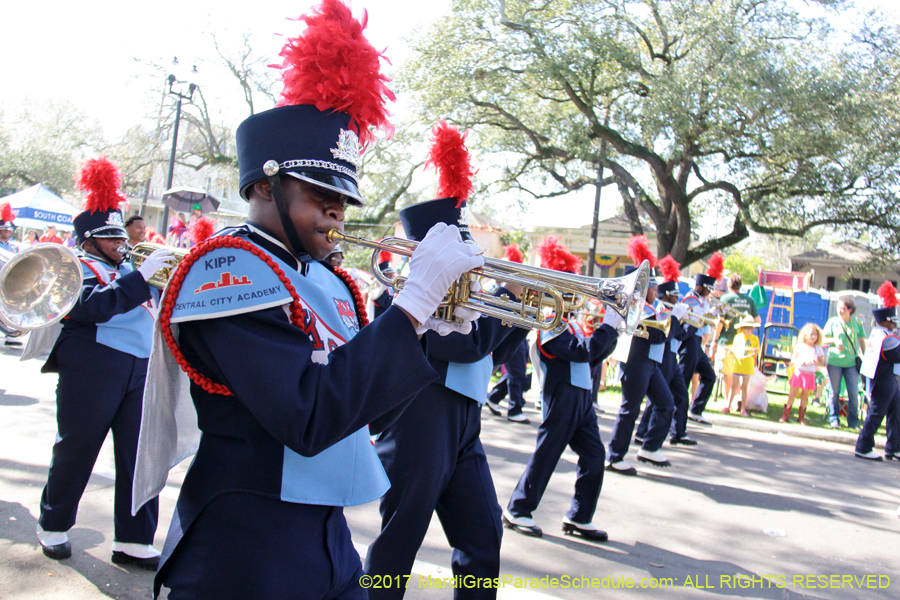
{"left": 874, "top": 281, "right": 899, "bottom": 322}
{"left": 626, "top": 236, "right": 657, "bottom": 288}
{"left": 696, "top": 252, "right": 724, "bottom": 290}
{"left": 236, "top": 0, "right": 395, "bottom": 206}
{"left": 657, "top": 254, "right": 681, "bottom": 297}
{"left": 399, "top": 121, "right": 476, "bottom": 243}
{"left": 0, "top": 202, "right": 16, "bottom": 231}
{"left": 73, "top": 157, "right": 127, "bottom": 244}
{"left": 538, "top": 237, "right": 582, "bottom": 274}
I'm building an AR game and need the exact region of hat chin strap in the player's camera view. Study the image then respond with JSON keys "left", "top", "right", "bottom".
{"left": 264, "top": 161, "right": 307, "bottom": 260}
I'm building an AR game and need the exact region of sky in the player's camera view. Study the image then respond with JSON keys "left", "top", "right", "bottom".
{"left": 0, "top": 0, "right": 893, "bottom": 233}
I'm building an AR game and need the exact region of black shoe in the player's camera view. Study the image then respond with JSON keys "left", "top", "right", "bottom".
{"left": 507, "top": 414, "right": 531, "bottom": 424}
{"left": 111, "top": 551, "right": 160, "bottom": 570}
{"left": 41, "top": 541, "right": 72, "bottom": 560}
{"left": 606, "top": 461, "right": 637, "bottom": 476}
{"left": 502, "top": 512, "right": 542, "bottom": 537}
{"left": 485, "top": 401, "right": 502, "bottom": 417}
{"left": 885, "top": 453, "right": 900, "bottom": 462}
{"left": 562, "top": 521, "right": 608, "bottom": 542}
{"left": 670, "top": 436, "right": 698, "bottom": 447}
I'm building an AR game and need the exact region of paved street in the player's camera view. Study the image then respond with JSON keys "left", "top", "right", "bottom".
{"left": 1, "top": 342, "right": 898, "bottom": 599}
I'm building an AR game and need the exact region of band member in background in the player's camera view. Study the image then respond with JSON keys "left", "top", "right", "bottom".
{"left": 125, "top": 215, "right": 146, "bottom": 250}
{"left": 370, "top": 249, "right": 396, "bottom": 319}
{"left": 0, "top": 203, "right": 17, "bottom": 254}
{"left": 502, "top": 237, "right": 620, "bottom": 541}
{"left": 486, "top": 244, "right": 533, "bottom": 423}
{"left": 680, "top": 256, "right": 721, "bottom": 425}
{"left": 131, "top": 6, "right": 483, "bottom": 598}
{"left": 606, "top": 238, "right": 673, "bottom": 473}
{"left": 856, "top": 282, "right": 900, "bottom": 461}
{"left": 36, "top": 157, "right": 174, "bottom": 568}
{"left": 636, "top": 255, "right": 697, "bottom": 447}
{"left": 327, "top": 243, "right": 344, "bottom": 268}
{"left": 366, "top": 123, "right": 528, "bottom": 600}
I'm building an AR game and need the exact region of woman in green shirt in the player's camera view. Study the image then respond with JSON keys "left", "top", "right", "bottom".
{"left": 823, "top": 297, "right": 867, "bottom": 429}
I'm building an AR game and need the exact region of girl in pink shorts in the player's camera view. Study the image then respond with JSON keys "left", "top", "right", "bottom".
{"left": 780, "top": 323, "right": 826, "bottom": 425}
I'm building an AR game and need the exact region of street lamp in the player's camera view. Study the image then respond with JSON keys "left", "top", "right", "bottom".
{"left": 161, "top": 58, "right": 199, "bottom": 232}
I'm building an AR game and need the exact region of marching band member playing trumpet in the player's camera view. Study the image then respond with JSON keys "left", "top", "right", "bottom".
{"left": 503, "top": 237, "right": 619, "bottom": 541}
{"left": 635, "top": 255, "right": 697, "bottom": 447}
{"left": 679, "top": 257, "right": 721, "bottom": 425}
{"left": 36, "top": 157, "right": 174, "bottom": 567}
{"left": 133, "top": 7, "right": 483, "bottom": 598}
{"left": 607, "top": 238, "right": 674, "bottom": 473}
{"left": 367, "top": 122, "right": 528, "bottom": 600}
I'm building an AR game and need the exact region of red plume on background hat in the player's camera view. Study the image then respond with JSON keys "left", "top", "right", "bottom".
{"left": 658, "top": 254, "right": 681, "bottom": 283}
{"left": 626, "top": 235, "right": 657, "bottom": 268}
{"left": 504, "top": 243, "right": 524, "bottom": 264}
{"left": 190, "top": 217, "right": 216, "bottom": 245}
{"left": 76, "top": 156, "right": 125, "bottom": 213}
{"left": 878, "top": 281, "right": 899, "bottom": 309}
{"left": 274, "top": 0, "right": 394, "bottom": 148}
{"left": 425, "top": 121, "right": 475, "bottom": 209}
{"left": 538, "top": 237, "right": 582, "bottom": 274}
{"left": 706, "top": 252, "right": 724, "bottom": 280}
{"left": 0, "top": 202, "right": 15, "bottom": 228}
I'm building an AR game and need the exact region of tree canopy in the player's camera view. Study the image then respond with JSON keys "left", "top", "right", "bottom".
{"left": 401, "top": 0, "right": 900, "bottom": 264}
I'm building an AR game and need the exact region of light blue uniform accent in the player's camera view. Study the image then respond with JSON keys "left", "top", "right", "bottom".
{"left": 172, "top": 233, "right": 388, "bottom": 506}
{"left": 570, "top": 361, "right": 592, "bottom": 390}
{"left": 445, "top": 355, "right": 495, "bottom": 404}
{"left": 170, "top": 246, "right": 292, "bottom": 322}
{"left": 648, "top": 343, "right": 665, "bottom": 363}
{"left": 885, "top": 336, "right": 900, "bottom": 376}
{"left": 0, "top": 240, "right": 17, "bottom": 253}
{"left": 670, "top": 338, "right": 682, "bottom": 353}
{"left": 83, "top": 260, "right": 158, "bottom": 358}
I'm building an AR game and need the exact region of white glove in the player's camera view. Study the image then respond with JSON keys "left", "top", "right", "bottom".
{"left": 672, "top": 303, "right": 689, "bottom": 321}
{"left": 137, "top": 248, "right": 176, "bottom": 281}
{"left": 602, "top": 309, "right": 623, "bottom": 330}
{"left": 416, "top": 317, "right": 474, "bottom": 337}
{"left": 393, "top": 223, "right": 484, "bottom": 325}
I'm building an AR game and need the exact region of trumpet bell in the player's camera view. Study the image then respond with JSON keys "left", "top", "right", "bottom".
{"left": 0, "top": 244, "right": 84, "bottom": 332}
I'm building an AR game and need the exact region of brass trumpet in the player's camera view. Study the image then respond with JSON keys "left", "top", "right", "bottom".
{"left": 658, "top": 301, "right": 719, "bottom": 328}
{"left": 708, "top": 295, "right": 747, "bottom": 320}
{"left": 633, "top": 316, "right": 671, "bottom": 339}
{"left": 327, "top": 229, "right": 650, "bottom": 334}
{"left": 120, "top": 242, "right": 188, "bottom": 289}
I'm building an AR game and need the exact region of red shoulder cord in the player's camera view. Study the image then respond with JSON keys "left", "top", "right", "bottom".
{"left": 79, "top": 258, "right": 107, "bottom": 287}
{"left": 333, "top": 267, "right": 369, "bottom": 328}
{"left": 160, "top": 236, "right": 367, "bottom": 396}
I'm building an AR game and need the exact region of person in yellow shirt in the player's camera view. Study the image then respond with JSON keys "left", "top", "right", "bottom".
{"left": 723, "top": 319, "right": 760, "bottom": 416}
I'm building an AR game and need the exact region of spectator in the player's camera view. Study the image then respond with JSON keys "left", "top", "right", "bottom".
{"left": 823, "top": 296, "right": 867, "bottom": 429}
{"left": 61, "top": 231, "right": 76, "bottom": 249}
{"left": 125, "top": 215, "right": 146, "bottom": 249}
{"left": 39, "top": 226, "right": 63, "bottom": 244}
{"left": 167, "top": 213, "right": 187, "bottom": 248}
{"left": 723, "top": 319, "right": 760, "bottom": 416}
{"left": 781, "top": 323, "right": 826, "bottom": 425}
{"left": 25, "top": 230, "right": 40, "bottom": 246}
{"left": 712, "top": 273, "right": 761, "bottom": 401}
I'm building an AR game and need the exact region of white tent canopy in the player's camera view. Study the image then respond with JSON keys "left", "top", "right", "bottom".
{"left": 1, "top": 184, "right": 80, "bottom": 232}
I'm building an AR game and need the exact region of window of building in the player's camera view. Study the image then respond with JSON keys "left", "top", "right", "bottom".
{"left": 849, "top": 278, "right": 861, "bottom": 291}
{"left": 826, "top": 276, "right": 835, "bottom": 291}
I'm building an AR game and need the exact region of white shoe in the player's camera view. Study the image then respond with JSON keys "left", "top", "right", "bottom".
{"left": 605, "top": 460, "right": 637, "bottom": 475}
{"left": 485, "top": 400, "right": 502, "bottom": 416}
{"left": 562, "top": 516, "right": 608, "bottom": 541}
{"left": 687, "top": 412, "right": 711, "bottom": 424}
{"left": 507, "top": 413, "right": 531, "bottom": 424}
{"left": 111, "top": 542, "right": 161, "bottom": 559}
{"left": 855, "top": 450, "right": 884, "bottom": 461}
{"left": 502, "top": 508, "right": 542, "bottom": 537}
{"left": 637, "top": 448, "right": 672, "bottom": 467}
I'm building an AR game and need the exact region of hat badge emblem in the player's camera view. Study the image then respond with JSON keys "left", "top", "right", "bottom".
{"left": 331, "top": 129, "right": 362, "bottom": 168}
{"left": 106, "top": 211, "right": 124, "bottom": 227}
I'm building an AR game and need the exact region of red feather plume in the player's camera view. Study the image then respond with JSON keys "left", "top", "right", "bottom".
{"left": 878, "top": 281, "right": 899, "bottom": 309}
{"left": 538, "top": 236, "right": 582, "bottom": 274}
{"left": 76, "top": 156, "right": 124, "bottom": 213}
{"left": 504, "top": 243, "right": 524, "bottom": 264}
{"left": 706, "top": 252, "right": 724, "bottom": 280}
{"left": 190, "top": 217, "right": 216, "bottom": 245}
{"left": 145, "top": 226, "right": 166, "bottom": 245}
{"left": 274, "top": 0, "right": 395, "bottom": 148}
{"left": 0, "top": 202, "right": 15, "bottom": 223}
{"left": 626, "top": 235, "right": 657, "bottom": 268}
{"left": 658, "top": 255, "right": 681, "bottom": 283}
{"left": 378, "top": 249, "right": 392, "bottom": 264}
{"left": 425, "top": 121, "right": 475, "bottom": 208}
